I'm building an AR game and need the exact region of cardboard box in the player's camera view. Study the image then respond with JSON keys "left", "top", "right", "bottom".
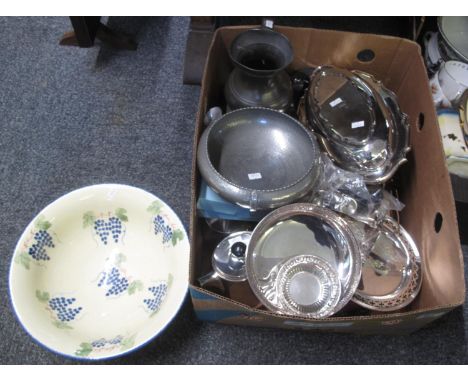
{"left": 189, "top": 25, "right": 466, "bottom": 334}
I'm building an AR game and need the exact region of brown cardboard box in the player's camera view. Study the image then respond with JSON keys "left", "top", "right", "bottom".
{"left": 189, "top": 25, "right": 466, "bottom": 334}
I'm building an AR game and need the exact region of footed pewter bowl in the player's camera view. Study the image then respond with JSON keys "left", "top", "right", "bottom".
{"left": 9, "top": 184, "right": 189, "bottom": 360}
{"left": 197, "top": 107, "right": 322, "bottom": 210}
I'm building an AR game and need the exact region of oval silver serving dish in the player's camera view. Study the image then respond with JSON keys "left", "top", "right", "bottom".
{"left": 197, "top": 107, "right": 322, "bottom": 210}
{"left": 246, "top": 203, "right": 362, "bottom": 318}
{"left": 305, "top": 66, "right": 410, "bottom": 184}
{"left": 352, "top": 216, "right": 422, "bottom": 311}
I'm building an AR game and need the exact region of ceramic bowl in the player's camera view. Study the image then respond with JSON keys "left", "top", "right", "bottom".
{"left": 9, "top": 184, "right": 189, "bottom": 360}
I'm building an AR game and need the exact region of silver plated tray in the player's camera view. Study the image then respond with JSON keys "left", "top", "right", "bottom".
{"left": 352, "top": 216, "right": 422, "bottom": 311}
{"left": 305, "top": 66, "right": 410, "bottom": 184}
{"left": 276, "top": 254, "right": 341, "bottom": 318}
{"left": 246, "top": 203, "right": 362, "bottom": 317}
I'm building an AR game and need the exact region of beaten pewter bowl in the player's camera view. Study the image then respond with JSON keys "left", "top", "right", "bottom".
{"left": 197, "top": 107, "right": 322, "bottom": 210}
{"left": 246, "top": 203, "right": 362, "bottom": 318}
{"left": 9, "top": 184, "right": 189, "bottom": 360}
{"left": 305, "top": 66, "right": 410, "bottom": 184}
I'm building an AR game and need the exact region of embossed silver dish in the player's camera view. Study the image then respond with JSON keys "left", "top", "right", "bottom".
{"left": 352, "top": 217, "right": 422, "bottom": 311}
{"left": 246, "top": 203, "right": 362, "bottom": 317}
{"left": 197, "top": 107, "right": 322, "bottom": 210}
{"left": 305, "top": 66, "right": 410, "bottom": 184}
{"left": 276, "top": 255, "right": 341, "bottom": 318}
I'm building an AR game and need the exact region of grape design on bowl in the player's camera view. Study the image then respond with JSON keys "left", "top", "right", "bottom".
{"left": 14, "top": 216, "right": 56, "bottom": 269}
{"left": 96, "top": 253, "right": 144, "bottom": 298}
{"left": 147, "top": 201, "right": 184, "bottom": 246}
{"left": 98, "top": 267, "right": 129, "bottom": 297}
{"left": 143, "top": 274, "right": 173, "bottom": 316}
{"left": 75, "top": 334, "right": 136, "bottom": 358}
{"left": 35, "top": 290, "right": 82, "bottom": 329}
{"left": 82, "top": 208, "right": 128, "bottom": 245}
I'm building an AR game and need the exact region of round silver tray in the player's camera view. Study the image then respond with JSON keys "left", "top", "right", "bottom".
{"left": 276, "top": 255, "right": 341, "bottom": 318}
{"left": 352, "top": 216, "right": 422, "bottom": 311}
{"left": 246, "top": 203, "right": 362, "bottom": 317}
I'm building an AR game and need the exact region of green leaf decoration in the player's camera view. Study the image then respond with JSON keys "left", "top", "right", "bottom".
{"left": 115, "top": 253, "right": 127, "bottom": 266}
{"left": 147, "top": 201, "right": 162, "bottom": 215}
{"left": 75, "top": 342, "right": 93, "bottom": 357}
{"left": 35, "top": 290, "right": 50, "bottom": 303}
{"left": 167, "top": 273, "right": 174, "bottom": 288}
{"left": 120, "top": 334, "right": 136, "bottom": 351}
{"left": 53, "top": 320, "right": 73, "bottom": 330}
{"left": 16, "top": 252, "right": 30, "bottom": 270}
{"left": 128, "top": 280, "right": 144, "bottom": 295}
{"left": 82, "top": 211, "right": 96, "bottom": 228}
{"left": 171, "top": 229, "right": 184, "bottom": 246}
{"left": 35, "top": 216, "right": 52, "bottom": 231}
{"left": 115, "top": 208, "right": 128, "bottom": 222}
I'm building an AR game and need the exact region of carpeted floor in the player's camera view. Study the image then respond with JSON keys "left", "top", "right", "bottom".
{"left": 0, "top": 16, "right": 467, "bottom": 365}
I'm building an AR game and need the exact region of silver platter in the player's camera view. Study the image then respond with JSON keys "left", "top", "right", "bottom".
{"left": 276, "top": 255, "right": 341, "bottom": 318}
{"left": 352, "top": 217, "right": 422, "bottom": 311}
{"left": 246, "top": 203, "right": 362, "bottom": 317}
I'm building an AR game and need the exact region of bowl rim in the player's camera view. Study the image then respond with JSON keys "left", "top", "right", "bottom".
{"left": 8, "top": 183, "right": 189, "bottom": 361}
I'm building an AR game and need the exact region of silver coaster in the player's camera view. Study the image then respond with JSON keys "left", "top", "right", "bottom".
{"left": 276, "top": 255, "right": 341, "bottom": 318}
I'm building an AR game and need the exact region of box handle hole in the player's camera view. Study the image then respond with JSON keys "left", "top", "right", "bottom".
{"left": 418, "top": 112, "right": 425, "bottom": 131}
{"left": 357, "top": 49, "right": 375, "bottom": 63}
{"left": 434, "top": 212, "right": 443, "bottom": 233}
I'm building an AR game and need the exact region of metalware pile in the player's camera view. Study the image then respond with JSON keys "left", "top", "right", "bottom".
{"left": 197, "top": 20, "right": 422, "bottom": 318}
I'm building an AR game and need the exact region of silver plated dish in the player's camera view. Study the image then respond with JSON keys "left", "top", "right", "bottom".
{"left": 276, "top": 255, "right": 341, "bottom": 318}
{"left": 246, "top": 203, "right": 362, "bottom": 317}
{"left": 197, "top": 107, "right": 322, "bottom": 210}
{"left": 305, "top": 66, "right": 410, "bottom": 184}
{"left": 352, "top": 216, "right": 422, "bottom": 311}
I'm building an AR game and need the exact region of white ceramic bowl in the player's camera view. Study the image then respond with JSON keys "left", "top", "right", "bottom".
{"left": 9, "top": 184, "right": 190, "bottom": 360}
{"left": 438, "top": 61, "right": 468, "bottom": 104}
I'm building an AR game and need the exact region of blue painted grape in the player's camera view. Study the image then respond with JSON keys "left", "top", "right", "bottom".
{"left": 94, "top": 216, "right": 123, "bottom": 245}
{"left": 28, "top": 230, "right": 54, "bottom": 261}
{"left": 143, "top": 282, "right": 168, "bottom": 312}
{"left": 48, "top": 297, "right": 82, "bottom": 322}
{"left": 153, "top": 215, "right": 172, "bottom": 244}
{"left": 98, "top": 267, "right": 129, "bottom": 297}
{"left": 91, "top": 335, "right": 123, "bottom": 349}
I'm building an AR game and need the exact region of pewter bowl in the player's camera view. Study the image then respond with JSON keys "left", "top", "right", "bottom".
{"left": 305, "top": 66, "right": 410, "bottom": 184}
{"left": 197, "top": 107, "right": 322, "bottom": 210}
{"left": 245, "top": 203, "right": 362, "bottom": 318}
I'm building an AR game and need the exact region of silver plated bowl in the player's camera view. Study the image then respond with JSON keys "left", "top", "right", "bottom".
{"left": 246, "top": 203, "right": 362, "bottom": 317}
{"left": 305, "top": 66, "right": 410, "bottom": 184}
{"left": 352, "top": 216, "right": 422, "bottom": 311}
{"left": 197, "top": 107, "right": 322, "bottom": 210}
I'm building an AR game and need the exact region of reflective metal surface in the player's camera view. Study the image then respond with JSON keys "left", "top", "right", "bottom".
{"left": 246, "top": 203, "right": 362, "bottom": 317}
{"left": 305, "top": 66, "right": 410, "bottom": 184}
{"left": 438, "top": 16, "right": 468, "bottom": 63}
{"left": 197, "top": 107, "right": 322, "bottom": 210}
{"left": 225, "top": 20, "right": 293, "bottom": 111}
{"left": 212, "top": 231, "right": 251, "bottom": 282}
{"left": 276, "top": 255, "right": 341, "bottom": 318}
{"left": 352, "top": 217, "right": 422, "bottom": 311}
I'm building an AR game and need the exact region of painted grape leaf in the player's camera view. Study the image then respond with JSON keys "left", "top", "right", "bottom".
{"left": 128, "top": 280, "right": 143, "bottom": 295}
{"left": 115, "top": 208, "right": 128, "bottom": 222}
{"left": 75, "top": 342, "right": 93, "bottom": 357}
{"left": 15, "top": 252, "right": 30, "bottom": 270}
{"left": 53, "top": 320, "right": 73, "bottom": 330}
{"left": 35, "top": 216, "right": 52, "bottom": 231}
{"left": 171, "top": 229, "right": 184, "bottom": 246}
{"left": 120, "top": 334, "right": 136, "bottom": 351}
{"left": 35, "top": 290, "right": 50, "bottom": 303}
{"left": 115, "top": 253, "right": 127, "bottom": 266}
{"left": 82, "top": 211, "right": 96, "bottom": 228}
{"left": 147, "top": 201, "right": 162, "bottom": 215}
